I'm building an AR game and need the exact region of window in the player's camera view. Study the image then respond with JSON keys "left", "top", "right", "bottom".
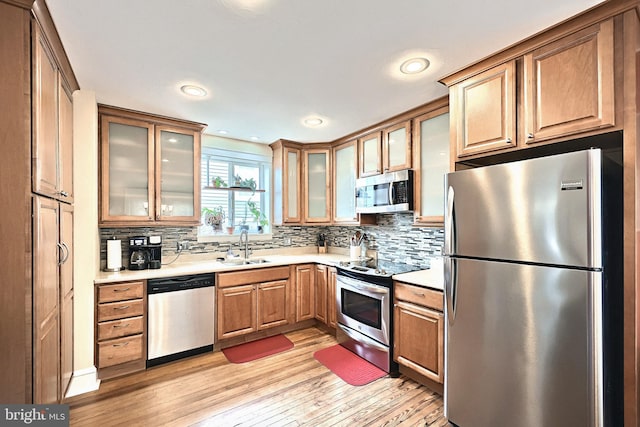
{"left": 199, "top": 147, "right": 271, "bottom": 239}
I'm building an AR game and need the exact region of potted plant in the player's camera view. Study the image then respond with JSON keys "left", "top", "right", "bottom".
{"left": 211, "top": 176, "right": 227, "bottom": 188}
{"left": 233, "top": 174, "right": 256, "bottom": 191}
{"left": 202, "top": 206, "right": 225, "bottom": 231}
{"left": 247, "top": 200, "right": 268, "bottom": 233}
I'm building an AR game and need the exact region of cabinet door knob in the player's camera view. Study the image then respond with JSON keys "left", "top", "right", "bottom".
{"left": 57, "top": 190, "right": 69, "bottom": 197}
{"left": 527, "top": 133, "right": 534, "bottom": 139}
{"left": 505, "top": 138, "right": 512, "bottom": 143}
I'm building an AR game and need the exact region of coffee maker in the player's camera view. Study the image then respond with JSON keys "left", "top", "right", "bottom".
{"left": 128, "top": 235, "right": 162, "bottom": 270}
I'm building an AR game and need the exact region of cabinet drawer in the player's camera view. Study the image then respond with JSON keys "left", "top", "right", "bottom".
{"left": 98, "top": 334, "right": 143, "bottom": 368}
{"left": 217, "top": 266, "right": 290, "bottom": 288}
{"left": 394, "top": 282, "right": 443, "bottom": 311}
{"left": 98, "top": 281, "right": 144, "bottom": 303}
{"left": 98, "top": 316, "right": 144, "bottom": 341}
{"left": 98, "top": 299, "right": 144, "bottom": 322}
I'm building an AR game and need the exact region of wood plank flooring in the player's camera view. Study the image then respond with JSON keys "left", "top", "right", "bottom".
{"left": 67, "top": 327, "right": 448, "bottom": 426}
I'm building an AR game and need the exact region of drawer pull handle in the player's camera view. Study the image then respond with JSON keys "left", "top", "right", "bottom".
{"left": 112, "top": 342, "right": 130, "bottom": 348}
{"left": 113, "top": 323, "right": 130, "bottom": 329}
{"left": 114, "top": 305, "right": 130, "bottom": 310}
{"left": 113, "top": 287, "right": 131, "bottom": 292}
{"left": 412, "top": 291, "right": 426, "bottom": 297}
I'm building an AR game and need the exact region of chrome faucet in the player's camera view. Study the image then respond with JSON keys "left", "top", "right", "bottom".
{"left": 239, "top": 229, "right": 250, "bottom": 259}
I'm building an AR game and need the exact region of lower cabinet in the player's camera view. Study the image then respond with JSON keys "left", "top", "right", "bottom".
{"left": 314, "top": 265, "right": 337, "bottom": 328}
{"left": 295, "top": 264, "right": 315, "bottom": 322}
{"left": 217, "top": 266, "right": 290, "bottom": 340}
{"left": 327, "top": 267, "right": 337, "bottom": 328}
{"left": 95, "top": 280, "right": 146, "bottom": 380}
{"left": 314, "top": 265, "right": 328, "bottom": 324}
{"left": 393, "top": 281, "right": 444, "bottom": 384}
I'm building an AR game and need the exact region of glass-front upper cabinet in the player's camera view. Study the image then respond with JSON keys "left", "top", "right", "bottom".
{"left": 358, "top": 131, "right": 382, "bottom": 177}
{"left": 383, "top": 120, "right": 412, "bottom": 173}
{"left": 332, "top": 140, "right": 358, "bottom": 223}
{"left": 156, "top": 126, "right": 200, "bottom": 221}
{"left": 412, "top": 106, "right": 450, "bottom": 225}
{"left": 99, "top": 105, "right": 205, "bottom": 227}
{"left": 100, "top": 115, "right": 154, "bottom": 223}
{"left": 304, "top": 148, "right": 331, "bottom": 223}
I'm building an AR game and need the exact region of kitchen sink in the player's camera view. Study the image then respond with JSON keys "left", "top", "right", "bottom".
{"left": 220, "top": 258, "right": 270, "bottom": 265}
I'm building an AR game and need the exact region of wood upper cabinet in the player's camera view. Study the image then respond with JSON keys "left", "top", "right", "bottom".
{"left": 303, "top": 147, "right": 331, "bottom": 223}
{"left": 382, "top": 120, "right": 412, "bottom": 173}
{"left": 271, "top": 140, "right": 302, "bottom": 224}
{"left": 314, "top": 265, "right": 328, "bottom": 324}
{"left": 32, "top": 21, "right": 74, "bottom": 203}
{"left": 99, "top": 105, "right": 205, "bottom": 227}
{"left": 359, "top": 122, "right": 411, "bottom": 177}
{"left": 359, "top": 131, "right": 382, "bottom": 177}
{"left": 295, "top": 264, "right": 315, "bottom": 322}
{"left": 523, "top": 19, "right": 614, "bottom": 144}
{"left": 393, "top": 282, "right": 444, "bottom": 384}
{"left": 412, "top": 103, "right": 450, "bottom": 225}
{"left": 450, "top": 61, "right": 516, "bottom": 158}
{"left": 332, "top": 140, "right": 358, "bottom": 224}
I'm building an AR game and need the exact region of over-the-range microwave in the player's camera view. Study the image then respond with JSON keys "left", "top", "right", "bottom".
{"left": 355, "top": 169, "right": 414, "bottom": 214}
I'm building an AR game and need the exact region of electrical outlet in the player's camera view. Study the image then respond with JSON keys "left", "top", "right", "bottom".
{"left": 284, "top": 237, "right": 292, "bottom": 246}
{"left": 177, "top": 241, "right": 190, "bottom": 251}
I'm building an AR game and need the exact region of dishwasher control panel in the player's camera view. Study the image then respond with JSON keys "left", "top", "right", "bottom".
{"left": 147, "top": 274, "right": 215, "bottom": 294}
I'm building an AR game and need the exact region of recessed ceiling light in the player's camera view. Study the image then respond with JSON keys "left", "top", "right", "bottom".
{"left": 180, "top": 84, "right": 207, "bottom": 97}
{"left": 218, "top": 130, "right": 228, "bottom": 135}
{"left": 400, "top": 57, "right": 430, "bottom": 74}
{"left": 250, "top": 136, "right": 259, "bottom": 141}
{"left": 303, "top": 117, "right": 324, "bottom": 127}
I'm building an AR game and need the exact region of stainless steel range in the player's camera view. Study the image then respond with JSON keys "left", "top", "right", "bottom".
{"left": 336, "top": 260, "right": 422, "bottom": 374}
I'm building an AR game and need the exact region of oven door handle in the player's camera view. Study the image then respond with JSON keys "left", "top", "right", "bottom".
{"left": 338, "top": 324, "right": 388, "bottom": 352}
{"left": 338, "top": 276, "right": 388, "bottom": 295}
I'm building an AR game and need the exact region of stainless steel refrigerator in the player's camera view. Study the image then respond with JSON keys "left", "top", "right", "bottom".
{"left": 443, "top": 148, "right": 622, "bottom": 427}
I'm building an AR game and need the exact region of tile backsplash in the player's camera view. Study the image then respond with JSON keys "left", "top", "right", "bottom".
{"left": 100, "top": 213, "right": 443, "bottom": 269}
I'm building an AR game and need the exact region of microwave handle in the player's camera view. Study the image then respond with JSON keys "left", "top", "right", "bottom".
{"left": 388, "top": 183, "right": 394, "bottom": 204}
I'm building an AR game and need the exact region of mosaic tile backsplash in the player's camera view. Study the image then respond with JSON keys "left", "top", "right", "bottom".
{"left": 100, "top": 213, "right": 444, "bottom": 269}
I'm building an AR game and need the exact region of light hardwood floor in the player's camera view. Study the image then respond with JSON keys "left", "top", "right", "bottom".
{"left": 67, "top": 327, "right": 448, "bottom": 426}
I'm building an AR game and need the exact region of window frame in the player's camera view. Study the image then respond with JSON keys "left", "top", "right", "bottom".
{"left": 198, "top": 147, "right": 272, "bottom": 243}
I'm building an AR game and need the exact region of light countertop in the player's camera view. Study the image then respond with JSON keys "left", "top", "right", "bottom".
{"left": 95, "top": 249, "right": 350, "bottom": 284}
{"left": 392, "top": 257, "right": 444, "bottom": 291}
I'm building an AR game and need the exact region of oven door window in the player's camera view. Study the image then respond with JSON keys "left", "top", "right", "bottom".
{"left": 341, "top": 288, "right": 382, "bottom": 329}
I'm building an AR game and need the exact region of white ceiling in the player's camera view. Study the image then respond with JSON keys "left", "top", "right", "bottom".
{"left": 47, "top": 0, "right": 604, "bottom": 144}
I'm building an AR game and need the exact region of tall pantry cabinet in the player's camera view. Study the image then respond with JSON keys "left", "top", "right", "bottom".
{"left": 0, "top": 0, "right": 79, "bottom": 404}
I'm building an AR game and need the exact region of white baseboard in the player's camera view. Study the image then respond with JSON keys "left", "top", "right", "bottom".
{"left": 65, "top": 366, "right": 101, "bottom": 398}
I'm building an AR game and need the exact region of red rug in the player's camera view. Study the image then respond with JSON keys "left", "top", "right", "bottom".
{"left": 313, "top": 344, "right": 386, "bottom": 386}
{"left": 222, "top": 334, "right": 294, "bottom": 363}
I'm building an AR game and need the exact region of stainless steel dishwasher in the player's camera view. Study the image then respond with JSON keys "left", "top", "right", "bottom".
{"left": 146, "top": 274, "right": 215, "bottom": 368}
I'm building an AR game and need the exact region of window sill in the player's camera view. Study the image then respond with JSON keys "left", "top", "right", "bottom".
{"left": 197, "top": 233, "right": 273, "bottom": 243}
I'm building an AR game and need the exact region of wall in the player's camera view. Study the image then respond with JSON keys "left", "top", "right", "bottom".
{"left": 99, "top": 213, "right": 443, "bottom": 269}
{"left": 67, "top": 90, "right": 100, "bottom": 397}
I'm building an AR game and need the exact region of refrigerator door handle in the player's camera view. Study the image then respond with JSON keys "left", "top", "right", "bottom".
{"left": 445, "top": 186, "right": 455, "bottom": 255}
{"left": 444, "top": 257, "right": 457, "bottom": 323}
